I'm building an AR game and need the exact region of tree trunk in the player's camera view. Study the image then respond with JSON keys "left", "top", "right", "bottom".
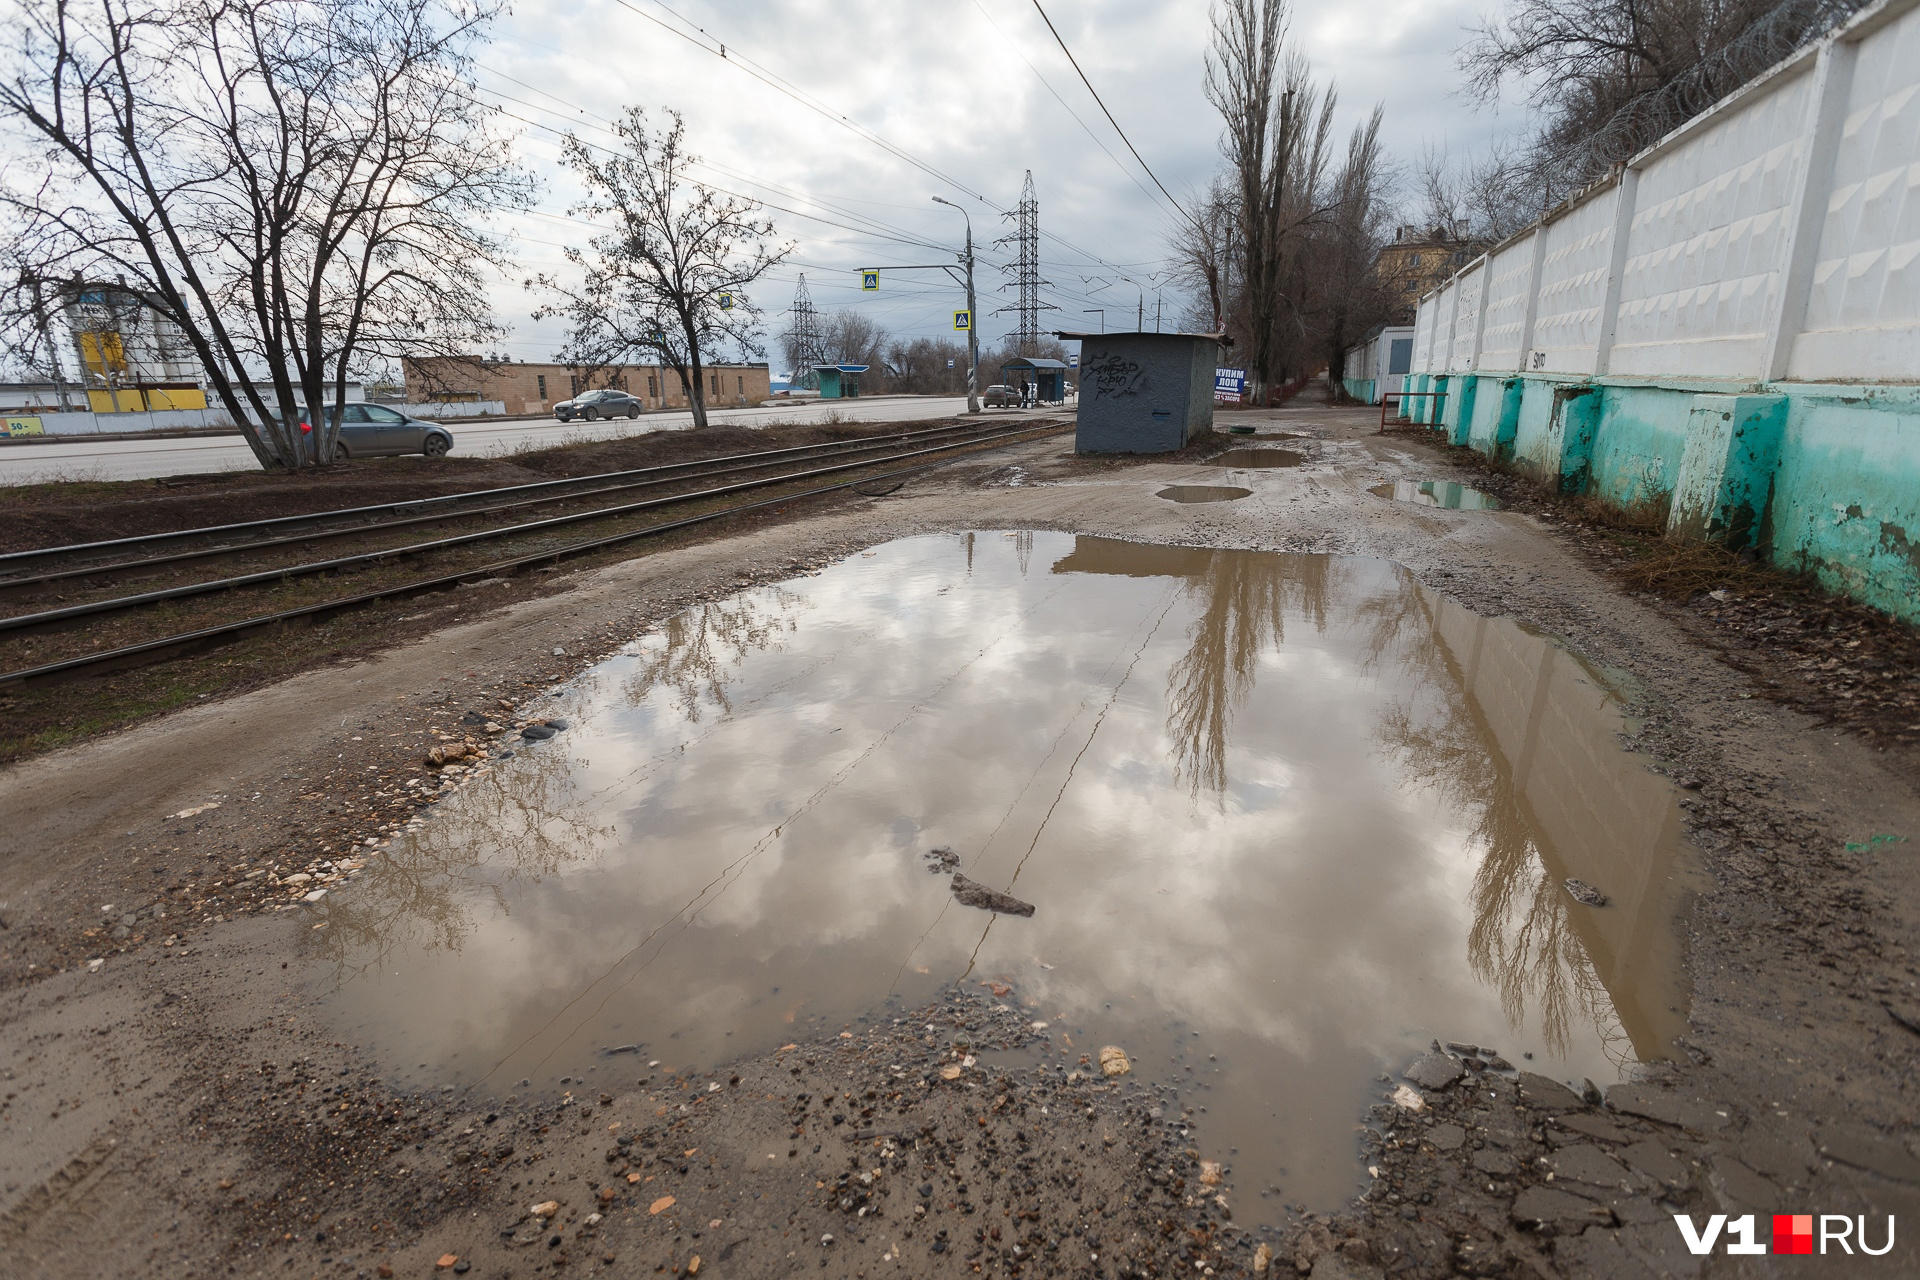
{"left": 684, "top": 318, "right": 708, "bottom": 428}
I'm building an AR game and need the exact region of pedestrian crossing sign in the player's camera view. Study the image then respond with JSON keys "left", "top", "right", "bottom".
{"left": 861, "top": 271, "right": 879, "bottom": 291}
{"left": 953, "top": 309, "right": 971, "bottom": 331}
{"left": 718, "top": 292, "right": 733, "bottom": 310}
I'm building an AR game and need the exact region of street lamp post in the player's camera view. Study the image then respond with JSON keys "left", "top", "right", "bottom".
{"left": 931, "top": 197, "right": 979, "bottom": 415}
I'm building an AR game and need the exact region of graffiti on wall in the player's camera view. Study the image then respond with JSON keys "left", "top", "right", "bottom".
{"left": 1083, "top": 353, "right": 1146, "bottom": 398}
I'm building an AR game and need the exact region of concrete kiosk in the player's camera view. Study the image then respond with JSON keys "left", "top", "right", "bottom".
{"left": 1058, "top": 331, "right": 1224, "bottom": 454}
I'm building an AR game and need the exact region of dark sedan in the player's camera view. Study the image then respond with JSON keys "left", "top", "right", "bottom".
{"left": 554, "top": 389, "right": 644, "bottom": 422}
{"left": 326, "top": 404, "right": 453, "bottom": 459}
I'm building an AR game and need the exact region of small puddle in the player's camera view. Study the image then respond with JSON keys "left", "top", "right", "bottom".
{"left": 1372, "top": 480, "right": 1502, "bottom": 510}
{"left": 315, "top": 532, "right": 1694, "bottom": 1214}
{"left": 1157, "top": 485, "right": 1251, "bottom": 504}
{"left": 1213, "top": 447, "right": 1304, "bottom": 468}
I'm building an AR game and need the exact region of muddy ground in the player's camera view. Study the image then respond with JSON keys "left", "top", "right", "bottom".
{"left": 4, "top": 405, "right": 1920, "bottom": 1279}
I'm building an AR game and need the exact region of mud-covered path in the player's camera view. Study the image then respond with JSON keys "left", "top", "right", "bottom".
{"left": 4, "top": 405, "right": 1918, "bottom": 1279}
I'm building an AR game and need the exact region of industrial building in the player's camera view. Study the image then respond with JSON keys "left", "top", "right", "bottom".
{"left": 403, "top": 357, "right": 773, "bottom": 416}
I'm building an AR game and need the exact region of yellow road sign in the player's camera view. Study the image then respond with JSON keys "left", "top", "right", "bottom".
{"left": 953, "top": 309, "right": 971, "bottom": 331}
{"left": 861, "top": 271, "right": 879, "bottom": 291}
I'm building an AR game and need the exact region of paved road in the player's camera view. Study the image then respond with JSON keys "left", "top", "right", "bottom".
{"left": 0, "top": 396, "right": 1006, "bottom": 485}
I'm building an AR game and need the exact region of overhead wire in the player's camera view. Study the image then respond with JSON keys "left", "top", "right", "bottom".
{"left": 1026, "top": 0, "right": 1200, "bottom": 232}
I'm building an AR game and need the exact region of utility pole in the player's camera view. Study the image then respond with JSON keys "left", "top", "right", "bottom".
{"left": 932, "top": 196, "right": 979, "bottom": 414}
{"left": 1135, "top": 282, "right": 1144, "bottom": 331}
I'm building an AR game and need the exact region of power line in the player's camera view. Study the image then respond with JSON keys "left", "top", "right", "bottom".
{"left": 967, "top": 0, "right": 1172, "bottom": 218}
{"left": 1027, "top": 0, "right": 1196, "bottom": 229}
{"left": 545, "top": 2, "right": 1161, "bottom": 291}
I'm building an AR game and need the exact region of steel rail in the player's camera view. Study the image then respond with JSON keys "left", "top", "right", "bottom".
{"left": 0, "top": 416, "right": 1026, "bottom": 578}
{"left": 0, "top": 423, "right": 1064, "bottom": 690}
{"left": 0, "top": 418, "right": 1033, "bottom": 593}
{"left": 0, "top": 421, "right": 1048, "bottom": 635}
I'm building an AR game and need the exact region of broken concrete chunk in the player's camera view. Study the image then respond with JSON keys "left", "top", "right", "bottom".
{"left": 1510, "top": 1186, "right": 1614, "bottom": 1233}
{"left": 1816, "top": 1124, "right": 1920, "bottom": 1183}
{"left": 949, "top": 873, "right": 1034, "bottom": 917}
{"left": 1551, "top": 1112, "right": 1627, "bottom": 1144}
{"left": 1707, "top": 1154, "right": 1782, "bottom": 1212}
{"left": 923, "top": 846, "right": 961, "bottom": 874}
{"left": 1403, "top": 1052, "right": 1464, "bottom": 1091}
{"left": 1605, "top": 1083, "right": 1732, "bottom": 1132}
{"left": 1545, "top": 1143, "right": 1639, "bottom": 1193}
{"left": 1427, "top": 1123, "right": 1465, "bottom": 1151}
{"left": 1516, "top": 1071, "right": 1586, "bottom": 1112}
{"left": 1563, "top": 878, "right": 1609, "bottom": 907}
{"left": 1617, "top": 1139, "right": 1690, "bottom": 1188}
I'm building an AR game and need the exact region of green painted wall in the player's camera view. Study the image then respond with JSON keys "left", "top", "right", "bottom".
{"left": 1769, "top": 386, "right": 1920, "bottom": 617}
{"left": 1400, "top": 372, "right": 1920, "bottom": 623}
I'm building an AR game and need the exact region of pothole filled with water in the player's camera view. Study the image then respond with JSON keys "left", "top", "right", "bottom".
{"left": 316, "top": 531, "right": 1693, "bottom": 1211}
{"left": 1157, "top": 485, "right": 1251, "bottom": 504}
{"left": 1371, "top": 480, "right": 1502, "bottom": 510}
{"left": 1212, "top": 448, "right": 1304, "bottom": 468}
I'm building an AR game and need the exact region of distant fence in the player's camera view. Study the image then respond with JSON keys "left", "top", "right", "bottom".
{"left": 1411, "top": 0, "right": 1920, "bottom": 384}
{"left": 0, "top": 398, "right": 508, "bottom": 440}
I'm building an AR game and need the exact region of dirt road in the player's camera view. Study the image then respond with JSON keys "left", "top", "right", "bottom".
{"left": 3, "top": 405, "right": 1918, "bottom": 1279}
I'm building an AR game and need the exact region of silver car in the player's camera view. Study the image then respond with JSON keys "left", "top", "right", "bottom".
{"left": 327, "top": 404, "right": 454, "bottom": 459}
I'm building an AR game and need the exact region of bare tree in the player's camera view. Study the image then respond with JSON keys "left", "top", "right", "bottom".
{"left": 884, "top": 336, "right": 970, "bottom": 395}
{"left": 0, "top": 0, "right": 527, "bottom": 468}
{"left": 1310, "top": 106, "right": 1393, "bottom": 393}
{"left": 1204, "top": 0, "right": 1336, "bottom": 398}
{"left": 1170, "top": 174, "right": 1240, "bottom": 343}
{"left": 819, "top": 309, "right": 887, "bottom": 370}
{"left": 1463, "top": 0, "right": 1867, "bottom": 191}
{"left": 537, "top": 109, "right": 789, "bottom": 429}
{"left": 1414, "top": 143, "right": 1546, "bottom": 245}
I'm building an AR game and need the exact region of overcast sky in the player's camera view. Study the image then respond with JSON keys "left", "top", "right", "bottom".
{"left": 481, "top": 0, "right": 1524, "bottom": 365}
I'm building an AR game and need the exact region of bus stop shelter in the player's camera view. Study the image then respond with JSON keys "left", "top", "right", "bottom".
{"left": 813, "top": 364, "right": 869, "bottom": 399}
{"left": 999, "top": 357, "right": 1070, "bottom": 404}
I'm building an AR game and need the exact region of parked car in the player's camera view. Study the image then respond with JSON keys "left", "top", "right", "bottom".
{"left": 554, "top": 389, "right": 643, "bottom": 422}
{"left": 323, "top": 404, "right": 454, "bottom": 459}
{"left": 982, "top": 384, "right": 1023, "bottom": 408}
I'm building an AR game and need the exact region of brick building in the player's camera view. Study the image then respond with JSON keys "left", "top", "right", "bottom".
{"left": 402, "top": 357, "right": 772, "bottom": 415}
{"left": 1374, "top": 225, "right": 1485, "bottom": 324}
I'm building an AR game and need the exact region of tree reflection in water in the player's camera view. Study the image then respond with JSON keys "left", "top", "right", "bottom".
{"left": 1148, "top": 544, "right": 1637, "bottom": 1062}
{"left": 1369, "top": 583, "right": 1634, "bottom": 1065}
{"left": 320, "top": 586, "right": 810, "bottom": 978}
{"left": 1164, "top": 553, "right": 1332, "bottom": 798}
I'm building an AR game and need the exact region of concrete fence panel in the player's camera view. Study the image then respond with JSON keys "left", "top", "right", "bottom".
{"left": 1611, "top": 65, "right": 1814, "bottom": 378}
{"left": 1788, "top": 1, "right": 1920, "bottom": 379}
{"left": 1385, "top": 0, "right": 1920, "bottom": 621}
{"left": 1531, "top": 184, "right": 1621, "bottom": 373}
{"left": 1478, "top": 235, "right": 1539, "bottom": 370}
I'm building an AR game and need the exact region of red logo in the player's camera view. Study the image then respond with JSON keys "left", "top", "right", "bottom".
{"left": 1774, "top": 1214, "right": 1814, "bottom": 1255}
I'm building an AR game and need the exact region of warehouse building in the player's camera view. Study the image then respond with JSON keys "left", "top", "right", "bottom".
{"left": 403, "top": 357, "right": 772, "bottom": 416}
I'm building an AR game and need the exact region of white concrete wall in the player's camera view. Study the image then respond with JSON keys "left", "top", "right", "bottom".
{"left": 1412, "top": 291, "right": 1439, "bottom": 374}
{"left": 1789, "top": 0, "right": 1920, "bottom": 378}
{"left": 1408, "top": 0, "right": 1920, "bottom": 385}
{"left": 1478, "top": 233, "right": 1540, "bottom": 370}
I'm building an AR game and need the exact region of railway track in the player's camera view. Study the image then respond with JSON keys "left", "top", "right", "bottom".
{"left": 0, "top": 416, "right": 1026, "bottom": 590}
{"left": 0, "top": 417, "right": 1064, "bottom": 689}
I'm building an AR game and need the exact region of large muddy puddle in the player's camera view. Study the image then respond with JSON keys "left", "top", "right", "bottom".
{"left": 1371, "top": 480, "right": 1502, "bottom": 510}
{"left": 315, "top": 532, "right": 1693, "bottom": 1211}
